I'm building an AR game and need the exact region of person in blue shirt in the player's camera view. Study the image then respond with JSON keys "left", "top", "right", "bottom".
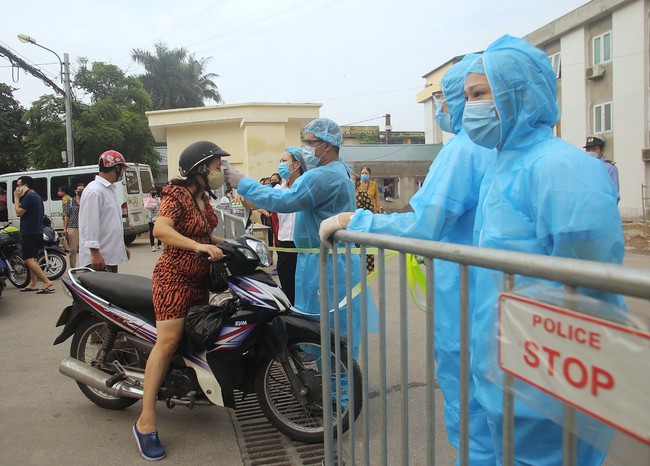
{"left": 227, "top": 118, "right": 377, "bottom": 355}
{"left": 13, "top": 175, "right": 55, "bottom": 293}
{"left": 463, "top": 35, "right": 623, "bottom": 465}
{"left": 319, "top": 55, "right": 496, "bottom": 464}
{"left": 583, "top": 136, "right": 620, "bottom": 203}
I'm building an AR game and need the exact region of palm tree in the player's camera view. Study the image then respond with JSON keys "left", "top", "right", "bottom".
{"left": 131, "top": 42, "right": 223, "bottom": 110}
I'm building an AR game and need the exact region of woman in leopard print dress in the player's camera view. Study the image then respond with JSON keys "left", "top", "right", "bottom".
{"left": 134, "top": 141, "right": 228, "bottom": 460}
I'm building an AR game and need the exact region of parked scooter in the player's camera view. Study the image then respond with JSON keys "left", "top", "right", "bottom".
{"left": 54, "top": 234, "right": 361, "bottom": 443}
{"left": 0, "top": 222, "right": 30, "bottom": 288}
{"left": 0, "top": 257, "right": 7, "bottom": 296}
{"left": 39, "top": 216, "right": 67, "bottom": 281}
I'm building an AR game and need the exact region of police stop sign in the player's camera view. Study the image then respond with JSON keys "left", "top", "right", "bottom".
{"left": 498, "top": 293, "right": 650, "bottom": 445}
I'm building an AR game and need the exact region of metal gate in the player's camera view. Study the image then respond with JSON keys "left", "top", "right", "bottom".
{"left": 319, "top": 229, "right": 650, "bottom": 466}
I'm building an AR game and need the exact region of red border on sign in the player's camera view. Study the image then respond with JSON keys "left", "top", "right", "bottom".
{"left": 498, "top": 292, "right": 650, "bottom": 445}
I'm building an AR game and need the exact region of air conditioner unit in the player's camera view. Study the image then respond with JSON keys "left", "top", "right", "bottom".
{"left": 642, "top": 148, "right": 650, "bottom": 162}
{"left": 586, "top": 64, "right": 605, "bottom": 80}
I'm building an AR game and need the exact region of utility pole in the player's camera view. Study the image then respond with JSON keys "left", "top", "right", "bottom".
{"left": 17, "top": 34, "right": 74, "bottom": 166}
{"left": 63, "top": 53, "right": 74, "bottom": 167}
{"left": 385, "top": 114, "right": 392, "bottom": 145}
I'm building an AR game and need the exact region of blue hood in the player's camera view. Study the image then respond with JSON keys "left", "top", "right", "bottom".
{"left": 440, "top": 53, "right": 481, "bottom": 134}
{"left": 482, "top": 35, "right": 559, "bottom": 150}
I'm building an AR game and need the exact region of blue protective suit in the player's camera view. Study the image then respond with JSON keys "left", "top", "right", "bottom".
{"left": 237, "top": 160, "right": 376, "bottom": 354}
{"left": 348, "top": 54, "right": 496, "bottom": 464}
{"left": 470, "top": 35, "right": 624, "bottom": 466}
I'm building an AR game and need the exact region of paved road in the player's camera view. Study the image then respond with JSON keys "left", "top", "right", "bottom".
{"left": 0, "top": 237, "right": 647, "bottom": 465}
{"left": 0, "top": 237, "right": 243, "bottom": 465}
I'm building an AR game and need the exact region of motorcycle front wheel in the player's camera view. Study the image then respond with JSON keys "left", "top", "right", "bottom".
{"left": 255, "top": 335, "right": 363, "bottom": 443}
{"left": 38, "top": 251, "right": 67, "bottom": 281}
{"left": 70, "top": 317, "right": 145, "bottom": 410}
{"left": 6, "top": 254, "right": 30, "bottom": 288}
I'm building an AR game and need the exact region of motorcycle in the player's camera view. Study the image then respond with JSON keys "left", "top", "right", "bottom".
{"left": 39, "top": 216, "right": 67, "bottom": 281}
{"left": 0, "top": 257, "right": 7, "bottom": 296}
{"left": 54, "top": 234, "right": 362, "bottom": 443}
{"left": 0, "top": 222, "right": 30, "bottom": 288}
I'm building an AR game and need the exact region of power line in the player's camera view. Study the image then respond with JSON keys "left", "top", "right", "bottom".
{"left": 189, "top": 0, "right": 319, "bottom": 49}
{"left": 342, "top": 115, "right": 385, "bottom": 126}
{"left": 196, "top": 0, "right": 343, "bottom": 54}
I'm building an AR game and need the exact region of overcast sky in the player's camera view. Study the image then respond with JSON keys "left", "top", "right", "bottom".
{"left": 1, "top": 0, "right": 589, "bottom": 135}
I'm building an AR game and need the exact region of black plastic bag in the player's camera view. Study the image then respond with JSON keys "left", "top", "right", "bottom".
{"left": 186, "top": 301, "right": 236, "bottom": 350}
{"left": 208, "top": 262, "right": 229, "bottom": 293}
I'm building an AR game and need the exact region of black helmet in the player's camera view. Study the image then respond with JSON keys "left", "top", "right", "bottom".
{"left": 179, "top": 141, "right": 230, "bottom": 177}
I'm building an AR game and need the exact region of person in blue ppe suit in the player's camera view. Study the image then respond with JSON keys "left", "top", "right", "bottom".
{"left": 463, "top": 35, "right": 624, "bottom": 465}
{"left": 226, "top": 118, "right": 377, "bottom": 356}
{"left": 319, "top": 55, "right": 496, "bottom": 465}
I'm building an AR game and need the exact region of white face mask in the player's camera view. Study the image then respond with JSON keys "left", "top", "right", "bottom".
{"left": 302, "top": 142, "right": 326, "bottom": 168}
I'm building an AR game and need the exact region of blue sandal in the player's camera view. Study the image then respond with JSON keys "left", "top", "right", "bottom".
{"left": 133, "top": 423, "right": 165, "bottom": 461}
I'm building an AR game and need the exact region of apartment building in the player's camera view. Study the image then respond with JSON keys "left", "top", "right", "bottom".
{"left": 419, "top": 0, "right": 649, "bottom": 220}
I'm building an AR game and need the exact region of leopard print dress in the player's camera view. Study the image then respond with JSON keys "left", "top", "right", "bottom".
{"left": 152, "top": 185, "right": 218, "bottom": 321}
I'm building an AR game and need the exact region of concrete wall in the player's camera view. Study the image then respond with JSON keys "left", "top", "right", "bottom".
{"left": 558, "top": 28, "right": 589, "bottom": 146}
{"left": 147, "top": 103, "right": 320, "bottom": 183}
{"left": 612, "top": 0, "right": 649, "bottom": 218}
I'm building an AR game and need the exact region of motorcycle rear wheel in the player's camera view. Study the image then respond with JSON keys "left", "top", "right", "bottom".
{"left": 38, "top": 251, "right": 67, "bottom": 281}
{"left": 255, "top": 335, "right": 362, "bottom": 443}
{"left": 70, "top": 317, "right": 144, "bottom": 410}
{"left": 6, "top": 254, "right": 30, "bottom": 288}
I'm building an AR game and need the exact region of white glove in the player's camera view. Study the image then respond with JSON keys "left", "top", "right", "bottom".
{"left": 226, "top": 168, "right": 246, "bottom": 188}
{"left": 319, "top": 214, "right": 344, "bottom": 246}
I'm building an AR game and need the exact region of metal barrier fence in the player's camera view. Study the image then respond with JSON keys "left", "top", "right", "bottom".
{"left": 319, "top": 230, "right": 650, "bottom": 466}
{"left": 214, "top": 209, "right": 248, "bottom": 239}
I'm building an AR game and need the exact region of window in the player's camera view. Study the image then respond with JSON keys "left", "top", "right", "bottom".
{"left": 593, "top": 32, "right": 612, "bottom": 65}
{"left": 594, "top": 102, "right": 612, "bottom": 134}
{"left": 13, "top": 178, "right": 48, "bottom": 201}
{"left": 139, "top": 170, "right": 154, "bottom": 193}
{"left": 52, "top": 174, "right": 96, "bottom": 201}
{"left": 124, "top": 169, "right": 141, "bottom": 195}
{"left": 378, "top": 177, "right": 400, "bottom": 200}
{"left": 548, "top": 52, "right": 561, "bottom": 79}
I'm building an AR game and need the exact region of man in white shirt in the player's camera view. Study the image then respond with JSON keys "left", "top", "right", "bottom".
{"left": 78, "top": 150, "right": 131, "bottom": 272}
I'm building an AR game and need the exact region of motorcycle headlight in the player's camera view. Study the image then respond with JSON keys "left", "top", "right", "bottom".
{"left": 245, "top": 238, "right": 271, "bottom": 267}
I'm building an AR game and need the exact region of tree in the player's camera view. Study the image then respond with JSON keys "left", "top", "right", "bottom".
{"left": 22, "top": 94, "right": 67, "bottom": 169}
{"left": 131, "top": 42, "right": 222, "bottom": 110}
{"left": 23, "top": 61, "right": 160, "bottom": 170}
{"left": 73, "top": 62, "right": 159, "bottom": 168}
{"left": 0, "top": 84, "right": 28, "bottom": 174}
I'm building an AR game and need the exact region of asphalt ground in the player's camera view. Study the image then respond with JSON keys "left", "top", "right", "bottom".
{"left": 0, "top": 236, "right": 647, "bottom": 465}
{"left": 0, "top": 237, "right": 242, "bottom": 465}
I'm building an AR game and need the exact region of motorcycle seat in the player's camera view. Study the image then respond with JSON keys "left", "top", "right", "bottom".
{"left": 77, "top": 272, "right": 156, "bottom": 323}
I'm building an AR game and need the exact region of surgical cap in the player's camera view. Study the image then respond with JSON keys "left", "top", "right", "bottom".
{"left": 303, "top": 118, "right": 343, "bottom": 147}
{"left": 440, "top": 53, "right": 481, "bottom": 134}
{"left": 285, "top": 146, "right": 307, "bottom": 171}
{"left": 466, "top": 56, "right": 485, "bottom": 75}
{"left": 482, "top": 34, "right": 559, "bottom": 149}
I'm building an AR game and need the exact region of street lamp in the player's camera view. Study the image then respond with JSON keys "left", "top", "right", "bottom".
{"left": 18, "top": 34, "right": 74, "bottom": 167}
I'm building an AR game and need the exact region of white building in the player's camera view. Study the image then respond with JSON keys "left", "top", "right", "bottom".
{"left": 418, "top": 0, "right": 650, "bottom": 220}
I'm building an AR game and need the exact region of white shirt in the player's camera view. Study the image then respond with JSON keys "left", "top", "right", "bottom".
{"left": 78, "top": 175, "right": 128, "bottom": 267}
{"left": 276, "top": 183, "right": 296, "bottom": 242}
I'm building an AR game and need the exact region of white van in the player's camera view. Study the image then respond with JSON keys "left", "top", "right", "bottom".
{"left": 0, "top": 164, "right": 155, "bottom": 244}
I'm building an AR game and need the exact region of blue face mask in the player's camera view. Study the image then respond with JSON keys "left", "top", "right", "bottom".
{"left": 302, "top": 142, "right": 325, "bottom": 168}
{"left": 462, "top": 100, "right": 501, "bottom": 149}
{"left": 435, "top": 110, "right": 453, "bottom": 134}
{"left": 277, "top": 162, "right": 293, "bottom": 180}
{"left": 360, "top": 174, "right": 370, "bottom": 181}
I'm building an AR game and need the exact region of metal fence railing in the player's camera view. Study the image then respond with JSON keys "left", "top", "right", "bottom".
{"left": 319, "top": 230, "right": 650, "bottom": 466}
{"left": 214, "top": 209, "right": 248, "bottom": 240}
